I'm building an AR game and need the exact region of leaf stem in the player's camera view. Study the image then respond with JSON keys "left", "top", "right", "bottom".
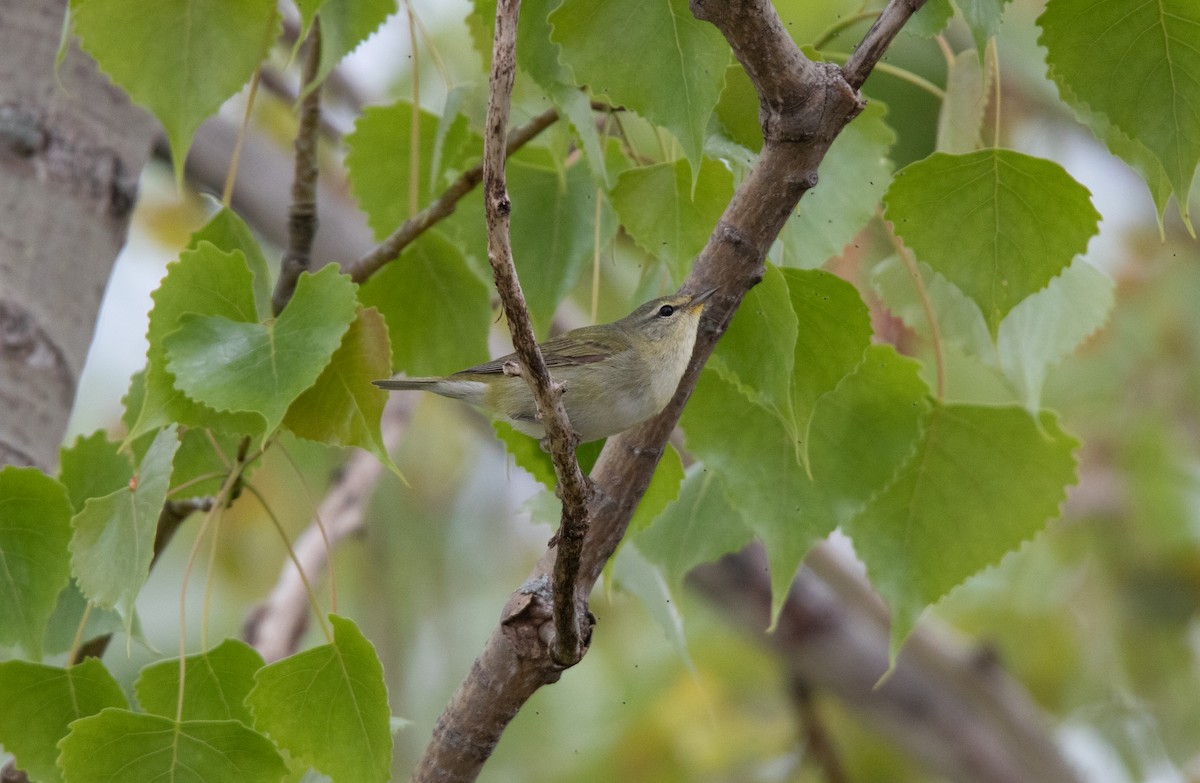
{"left": 886, "top": 214, "right": 945, "bottom": 399}
{"left": 813, "top": 10, "right": 881, "bottom": 51}
{"left": 826, "top": 51, "right": 945, "bottom": 99}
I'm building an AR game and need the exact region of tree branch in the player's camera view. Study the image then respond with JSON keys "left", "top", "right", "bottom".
{"left": 272, "top": 20, "right": 323, "bottom": 314}
{"left": 345, "top": 106, "right": 559, "bottom": 284}
{"left": 842, "top": 0, "right": 928, "bottom": 90}
{"left": 690, "top": 540, "right": 1084, "bottom": 783}
{"left": 478, "top": 0, "right": 592, "bottom": 669}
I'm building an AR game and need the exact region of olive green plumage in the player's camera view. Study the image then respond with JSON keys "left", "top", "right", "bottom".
{"left": 373, "top": 288, "right": 717, "bottom": 442}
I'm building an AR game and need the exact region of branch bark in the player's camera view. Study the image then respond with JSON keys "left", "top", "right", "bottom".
{"left": 272, "top": 19, "right": 323, "bottom": 314}
{"left": 477, "top": 0, "right": 592, "bottom": 671}
{"left": 0, "top": 0, "right": 157, "bottom": 470}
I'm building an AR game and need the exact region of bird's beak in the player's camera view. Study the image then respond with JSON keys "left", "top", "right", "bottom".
{"left": 687, "top": 287, "right": 718, "bottom": 310}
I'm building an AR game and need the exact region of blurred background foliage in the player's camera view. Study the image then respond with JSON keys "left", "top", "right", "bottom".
{"left": 45, "top": 0, "right": 1200, "bottom": 779}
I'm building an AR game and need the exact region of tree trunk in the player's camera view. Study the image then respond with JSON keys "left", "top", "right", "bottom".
{"left": 0, "top": 0, "right": 156, "bottom": 470}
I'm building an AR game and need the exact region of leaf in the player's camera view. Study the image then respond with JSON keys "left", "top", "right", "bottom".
{"left": 956, "top": 0, "right": 1012, "bottom": 55}
{"left": 0, "top": 467, "right": 73, "bottom": 659}
{"left": 247, "top": 615, "right": 392, "bottom": 783}
{"left": 997, "top": 258, "right": 1114, "bottom": 411}
{"left": 0, "top": 659, "right": 127, "bottom": 783}
{"left": 346, "top": 100, "right": 475, "bottom": 240}
{"left": 937, "top": 46, "right": 992, "bottom": 154}
{"left": 507, "top": 151, "right": 618, "bottom": 334}
{"left": 871, "top": 255, "right": 996, "bottom": 363}
{"left": 713, "top": 63, "right": 761, "bottom": 152}
{"left": 164, "top": 266, "right": 360, "bottom": 437}
{"left": 709, "top": 263, "right": 797, "bottom": 421}
{"left": 774, "top": 101, "right": 896, "bottom": 269}
{"left": 783, "top": 268, "right": 873, "bottom": 436}
{"left": 636, "top": 464, "right": 753, "bottom": 588}
{"left": 42, "top": 581, "right": 125, "bottom": 658}
{"left": 359, "top": 231, "right": 490, "bottom": 377}
{"left": 610, "top": 157, "right": 733, "bottom": 283}
{"left": 130, "top": 242, "right": 263, "bottom": 440}
{"left": 189, "top": 205, "right": 274, "bottom": 321}
{"left": 58, "top": 431, "right": 133, "bottom": 513}
{"left": 304, "top": 0, "right": 394, "bottom": 89}
{"left": 681, "top": 371, "right": 829, "bottom": 618}
{"left": 904, "top": 0, "right": 954, "bottom": 38}
{"left": 807, "top": 344, "right": 932, "bottom": 528}
{"left": 1039, "top": 0, "right": 1200, "bottom": 229}
{"left": 59, "top": 708, "right": 288, "bottom": 783}
{"left": 70, "top": 0, "right": 278, "bottom": 182}
{"left": 514, "top": 0, "right": 610, "bottom": 185}
{"left": 883, "top": 149, "right": 1100, "bottom": 334}
{"left": 136, "top": 639, "right": 265, "bottom": 723}
{"left": 70, "top": 426, "right": 180, "bottom": 635}
{"left": 284, "top": 308, "right": 399, "bottom": 473}
{"left": 612, "top": 543, "right": 692, "bottom": 667}
{"left": 628, "top": 444, "right": 685, "bottom": 534}
{"left": 846, "top": 404, "right": 1078, "bottom": 654}
{"left": 550, "top": 0, "right": 729, "bottom": 173}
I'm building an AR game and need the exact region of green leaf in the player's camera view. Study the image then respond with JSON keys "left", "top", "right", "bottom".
{"left": 612, "top": 543, "right": 691, "bottom": 666}
{"left": 170, "top": 428, "right": 255, "bottom": 498}
{"left": 904, "top": 0, "right": 954, "bottom": 38}
{"left": 359, "top": 231, "right": 490, "bottom": 377}
{"left": 681, "top": 371, "right": 828, "bottom": 618}
{"left": 189, "top": 206, "right": 274, "bottom": 321}
{"left": 136, "top": 639, "right": 265, "bottom": 723}
{"left": 846, "top": 404, "right": 1078, "bottom": 654}
{"left": 70, "top": 426, "right": 180, "bottom": 635}
{"left": 1039, "top": 0, "right": 1200, "bottom": 228}
{"left": 713, "top": 63, "right": 761, "bottom": 152}
{"left": 131, "top": 242, "right": 263, "bottom": 440}
{"left": 346, "top": 100, "right": 475, "bottom": 240}
{"left": 491, "top": 421, "right": 605, "bottom": 490}
{"left": 871, "top": 255, "right": 996, "bottom": 363}
{"left": 956, "top": 0, "right": 1011, "bottom": 55}
{"left": 807, "top": 344, "right": 932, "bottom": 527}
{"left": 164, "top": 266, "right": 359, "bottom": 438}
{"left": 284, "top": 308, "right": 398, "bottom": 473}
{"left": 515, "top": 0, "right": 610, "bottom": 185}
{"left": 997, "top": 258, "right": 1114, "bottom": 411}
{"left": 0, "top": 659, "right": 127, "bottom": 783}
{"left": 0, "top": 467, "right": 73, "bottom": 659}
{"left": 710, "top": 263, "right": 797, "bottom": 421}
{"left": 775, "top": 101, "right": 896, "bottom": 269}
{"left": 58, "top": 431, "right": 133, "bottom": 513}
{"left": 508, "top": 151, "right": 618, "bottom": 334}
{"left": 70, "top": 0, "right": 278, "bottom": 182}
{"left": 550, "top": 0, "right": 729, "bottom": 173}
{"left": 937, "top": 47, "right": 992, "bottom": 154}
{"left": 636, "top": 464, "right": 753, "bottom": 588}
{"left": 628, "top": 444, "right": 685, "bottom": 534}
{"left": 610, "top": 157, "right": 733, "bottom": 283}
{"left": 305, "top": 0, "right": 395, "bottom": 89}
{"left": 59, "top": 708, "right": 288, "bottom": 783}
{"left": 247, "top": 615, "right": 392, "bottom": 783}
{"left": 883, "top": 150, "right": 1100, "bottom": 334}
{"left": 783, "top": 268, "right": 873, "bottom": 435}
{"left": 42, "top": 580, "right": 125, "bottom": 657}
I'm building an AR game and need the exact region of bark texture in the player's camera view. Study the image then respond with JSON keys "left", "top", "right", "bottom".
{"left": 0, "top": 0, "right": 157, "bottom": 469}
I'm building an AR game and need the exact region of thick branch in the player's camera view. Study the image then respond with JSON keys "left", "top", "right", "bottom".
{"left": 690, "top": 541, "right": 1084, "bottom": 783}
{"left": 272, "top": 21, "right": 323, "bottom": 314}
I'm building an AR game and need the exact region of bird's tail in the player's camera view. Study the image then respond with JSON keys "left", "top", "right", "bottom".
{"left": 372, "top": 377, "right": 440, "bottom": 391}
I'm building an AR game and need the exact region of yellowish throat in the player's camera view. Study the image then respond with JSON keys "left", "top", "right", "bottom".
{"left": 373, "top": 288, "right": 717, "bottom": 442}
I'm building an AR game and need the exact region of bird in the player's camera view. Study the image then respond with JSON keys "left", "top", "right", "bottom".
{"left": 373, "top": 288, "right": 717, "bottom": 442}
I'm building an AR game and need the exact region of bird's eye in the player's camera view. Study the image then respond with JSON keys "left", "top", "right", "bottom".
{"left": 657, "top": 304, "right": 675, "bottom": 317}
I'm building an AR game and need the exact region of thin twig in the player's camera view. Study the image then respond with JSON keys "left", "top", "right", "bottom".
{"left": 479, "top": 0, "right": 591, "bottom": 667}
{"left": 842, "top": 0, "right": 928, "bottom": 90}
{"left": 345, "top": 106, "right": 560, "bottom": 284}
{"left": 273, "top": 20, "right": 324, "bottom": 315}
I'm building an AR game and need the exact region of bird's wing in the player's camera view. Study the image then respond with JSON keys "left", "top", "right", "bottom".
{"left": 452, "top": 328, "right": 628, "bottom": 376}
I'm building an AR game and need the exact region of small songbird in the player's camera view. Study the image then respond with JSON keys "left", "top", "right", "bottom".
{"left": 373, "top": 288, "right": 718, "bottom": 442}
